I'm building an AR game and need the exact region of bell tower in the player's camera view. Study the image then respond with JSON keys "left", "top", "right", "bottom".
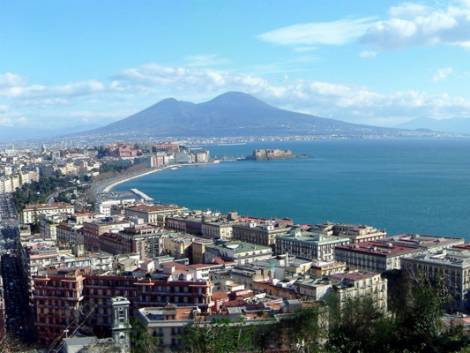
{"left": 111, "top": 297, "right": 132, "bottom": 353}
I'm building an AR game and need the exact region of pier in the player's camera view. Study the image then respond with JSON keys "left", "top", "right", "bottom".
{"left": 130, "top": 188, "right": 153, "bottom": 201}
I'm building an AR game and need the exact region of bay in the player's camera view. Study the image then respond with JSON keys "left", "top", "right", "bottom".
{"left": 115, "top": 139, "right": 470, "bottom": 238}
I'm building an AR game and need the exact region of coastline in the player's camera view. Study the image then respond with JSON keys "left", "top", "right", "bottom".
{"left": 98, "top": 162, "right": 216, "bottom": 193}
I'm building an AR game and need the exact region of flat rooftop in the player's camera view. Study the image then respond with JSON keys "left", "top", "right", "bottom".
{"left": 403, "top": 248, "right": 470, "bottom": 267}
{"left": 335, "top": 240, "right": 419, "bottom": 257}
{"left": 127, "top": 204, "right": 183, "bottom": 213}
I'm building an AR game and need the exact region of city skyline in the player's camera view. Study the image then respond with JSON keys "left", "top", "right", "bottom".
{"left": 2, "top": 0, "right": 470, "bottom": 132}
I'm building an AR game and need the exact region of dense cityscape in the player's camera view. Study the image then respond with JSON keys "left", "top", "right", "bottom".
{"left": 0, "top": 141, "right": 468, "bottom": 352}
{"left": 5, "top": 1, "right": 470, "bottom": 352}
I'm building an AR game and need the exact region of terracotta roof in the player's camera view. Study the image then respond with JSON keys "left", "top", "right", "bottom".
{"left": 212, "top": 291, "right": 229, "bottom": 301}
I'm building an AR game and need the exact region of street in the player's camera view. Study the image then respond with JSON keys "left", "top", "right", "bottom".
{"left": 0, "top": 193, "right": 34, "bottom": 343}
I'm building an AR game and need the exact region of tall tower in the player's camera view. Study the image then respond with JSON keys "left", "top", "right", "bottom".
{"left": 111, "top": 297, "right": 132, "bottom": 353}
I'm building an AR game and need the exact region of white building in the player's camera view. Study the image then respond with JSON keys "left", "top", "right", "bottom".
{"left": 401, "top": 246, "right": 470, "bottom": 311}
{"left": 276, "top": 228, "right": 350, "bottom": 262}
{"left": 21, "top": 203, "right": 75, "bottom": 224}
{"left": 204, "top": 241, "right": 272, "bottom": 265}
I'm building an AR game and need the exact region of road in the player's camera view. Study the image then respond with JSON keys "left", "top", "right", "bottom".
{"left": 1, "top": 251, "right": 34, "bottom": 343}
{"left": 0, "top": 194, "right": 18, "bottom": 254}
{"left": 0, "top": 193, "right": 18, "bottom": 232}
{"left": 0, "top": 193, "right": 34, "bottom": 343}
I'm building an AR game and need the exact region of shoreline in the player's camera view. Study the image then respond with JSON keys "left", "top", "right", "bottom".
{"left": 100, "top": 162, "right": 216, "bottom": 193}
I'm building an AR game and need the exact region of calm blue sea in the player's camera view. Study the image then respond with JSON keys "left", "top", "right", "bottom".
{"left": 115, "top": 139, "right": 470, "bottom": 238}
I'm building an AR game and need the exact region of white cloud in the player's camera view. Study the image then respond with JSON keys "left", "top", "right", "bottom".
{"left": 293, "top": 46, "right": 317, "bottom": 52}
{"left": 257, "top": 17, "right": 377, "bottom": 46}
{"left": 0, "top": 72, "right": 25, "bottom": 88}
{"left": 3, "top": 62, "right": 470, "bottom": 129}
{"left": 257, "top": 2, "right": 470, "bottom": 51}
{"left": 184, "top": 54, "right": 229, "bottom": 67}
{"left": 110, "top": 63, "right": 470, "bottom": 125}
{"left": 0, "top": 73, "right": 108, "bottom": 100}
{"left": 359, "top": 50, "right": 377, "bottom": 58}
{"left": 433, "top": 67, "right": 454, "bottom": 81}
{"left": 361, "top": 2, "right": 470, "bottom": 49}
{"left": 388, "top": 3, "right": 432, "bottom": 18}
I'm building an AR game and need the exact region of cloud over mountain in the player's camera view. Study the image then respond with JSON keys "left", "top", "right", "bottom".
{"left": 2, "top": 61, "right": 470, "bottom": 130}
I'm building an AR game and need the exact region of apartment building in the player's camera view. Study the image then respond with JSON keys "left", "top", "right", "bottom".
{"left": 82, "top": 218, "right": 131, "bottom": 251}
{"left": 389, "top": 234, "right": 465, "bottom": 252}
{"left": 335, "top": 240, "right": 420, "bottom": 273}
{"left": 125, "top": 204, "right": 185, "bottom": 225}
{"left": 201, "top": 221, "right": 233, "bottom": 240}
{"left": 56, "top": 223, "right": 84, "bottom": 250}
{"left": 136, "top": 306, "right": 195, "bottom": 351}
{"left": 166, "top": 213, "right": 234, "bottom": 240}
{"left": 31, "top": 269, "right": 213, "bottom": 345}
{"left": 119, "top": 224, "right": 164, "bottom": 259}
{"left": 38, "top": 214, "right": 68, "bottom": 241}
{"left": 204, "top": 241, "right": 272, "bottom": 265}
{"left": 161, "top": 232, "right": 195, "bottom": 259}
{"left": 276, "top": 228, "right": 350, "bottom": 262}
{"left": 95, "top": 192, "right": 137, "bottom": 216}
{"left": 313, "top": 223, "right": 383, "bottom": 241}
{"left": 330, "top": 272, "right": 388, "bottom": 311}
{"left": 232, "top": 221, "right": 291, "bottom": 247}
{"left": 310, "top": 260, "right": 347, "bottom": 278}
{"left": 401, "top": 247, "right": 470, "bottom": 311}
{"left": 33, "top": 269, "right": 85, "bottom": 346}
{"left": 293, "top": 271, "right": 387, "bottom": 312}
{"left": 0, "top": 169, "right": 39, "bottom": 194}
{"left": 21, "top": 202, "right": 75, "bottom": 224}
{"left": 165, "top": 215, "right": 204, "bottom": 235}
{"left": 136, "top": 300, "right": 301, "bottom": 353}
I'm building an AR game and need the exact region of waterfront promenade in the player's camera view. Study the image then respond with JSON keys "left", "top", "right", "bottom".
{"left": 93, "top": 162, "right": 216, "bottom": 194}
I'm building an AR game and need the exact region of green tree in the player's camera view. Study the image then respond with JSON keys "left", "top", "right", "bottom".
{"left": 278, "top": 305, "right": 327, "bottom": 353}
{"left": 179, "top": 317, "right": 255, "bottom": 353}
{"left": 327, "top": 294, "right": 393, "bottom": 353}
{"left": 391, "top": 273, "right": 446, "bottom": 353}
{"left": 130, "top": 318, "right": 158, "bottom": 353}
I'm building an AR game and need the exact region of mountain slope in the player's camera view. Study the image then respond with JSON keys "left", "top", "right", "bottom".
{"left": 398, "top": 117, "right": 470, "bottom": 134}
{"left": 88, "top": 91, "right": 403, "bottom": 138}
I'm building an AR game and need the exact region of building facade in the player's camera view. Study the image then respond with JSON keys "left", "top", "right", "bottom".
{"left": 331, "top": 272, "right": 388, "bottom": 311}
{"left": 31, "top": 269, "right": 213, "bottom": 345}
{"left": 401, "top": 248, "right": 470, "bottom": 311}
{"left": 204, "top": 241, "right": 272, "bottom": 265}
{"left": 334, "top": 240, "right": 419, "bottom": 273}
{"left": 125, "top": 204, "right": 185, "bottom": 225}
{"left": 21, "top": 202, "right": 75, "bottom": 224}
{"left": 276, "top": 228, "right": 350, "bottom": 261}
{"left": 232, "top": 222, "right": 290, "bottom": 247}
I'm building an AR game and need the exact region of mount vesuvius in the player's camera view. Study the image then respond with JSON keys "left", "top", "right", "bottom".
{"left": 86, "top": 92, "right": 410, "bottom": 138}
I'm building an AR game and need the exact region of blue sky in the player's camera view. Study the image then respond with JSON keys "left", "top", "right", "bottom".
{"left": 1, "top": 0, "right": 470, "bottom": 130}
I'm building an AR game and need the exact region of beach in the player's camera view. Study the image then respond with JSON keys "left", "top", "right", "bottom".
{"left": 95, "top": 162, "right": 216, "bottom": 194}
